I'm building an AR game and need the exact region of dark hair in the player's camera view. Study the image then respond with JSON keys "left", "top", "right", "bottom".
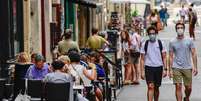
{"left": 68, "top": 48, "right": 79, "bottom": 55}
{"left": 63, "top": 29, "right": 72, "bottom": 39}
{"left": 190, "top": 3, "right": 194, "bottom": 7}
{"left": 68, "top": 52, "right": 80, "bottom": 62}
{"left": 146, "top": 26, "right": 158, "bottom": 34}
{"left": 92, "top": 28, "right": 98, "bottom": 35}
{"left": 34, "top": 54, "right": 45, "bottom": 62}
{"left": 51, "top": 60, "right": 65, "bottom": 70}
{"left": 89, "top": 51, "right": 97, "bottom": 58}
{"left": 175, "top": 22, "right": 185, "bottom": 31}
{"left": 31, "top": 53, "right": 37, "bottom": 59}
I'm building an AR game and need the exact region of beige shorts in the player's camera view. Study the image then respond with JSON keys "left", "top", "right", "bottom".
{"left": 173, "top": 68, "right": 192, "bottom": 86}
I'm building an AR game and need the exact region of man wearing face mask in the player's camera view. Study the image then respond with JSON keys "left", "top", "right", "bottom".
{"left": 169, "top": 22, "right": 198, "bottom": 101}
{"left": 140, "top": 26, "right": 167, "bottom": 101}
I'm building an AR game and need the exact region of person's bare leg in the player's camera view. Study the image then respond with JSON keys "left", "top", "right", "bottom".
{"left": 131, "top": 64, "right": 136, "bottom": 83}
{"left": 134, "top": 63, "right": 140, "bottom": 83}
{"left": 192, "top": 27, "right": 195, "bottom": 40}
{"left": 175, "top": 83, "right": 182, "bottom": 101}
{"left": 184, "top": 84, "right": 192, "bottom": 101}
{"left": 147, "top": 83, "right": 155, "bottom": 101}
{"left": 154, "top": 86, "right": 160, "bottom": 101}
{"left": 124, "top": 64, "right": 131, "bottom": 83}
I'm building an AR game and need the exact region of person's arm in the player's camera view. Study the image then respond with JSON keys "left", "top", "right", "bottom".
{"left": 25, "top": 66, "right": 32, "bottom": 79}
{"left": 101, "top": 37, "right": 109, "bottom": 45}
{"left": 162, "top": 52, "right": 167, "bottom": 77}
{"left": 161, "top": 41, "right": 167, "bottom": 77}
{"left": 191, "top": 48, "right": 198, "bottom": 76}
{"left": 83, "top": 63, "right": 97, "bottom": 80}
{"left": 168, "top": 41, "right": 174, "bottom": 78}
{"left": 86, "top": 38, "right": 89, "bottom": 48}
{"left": 75, "top": 42, "right": 81, "bottom": 53}
{"left": 140, "top": 53, "right": 145, "bottom": 80}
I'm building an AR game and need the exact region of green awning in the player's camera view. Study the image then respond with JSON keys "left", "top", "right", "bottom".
{"left": 69, "top": 0, "right": 97, "bottom": 8}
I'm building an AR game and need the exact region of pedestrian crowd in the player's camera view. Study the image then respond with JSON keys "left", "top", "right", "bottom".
{"left": 9, "top": 3, "right": 199, "bottom": 101}
{"left": 119, "top": 3, "right": 198, "bottom": 100}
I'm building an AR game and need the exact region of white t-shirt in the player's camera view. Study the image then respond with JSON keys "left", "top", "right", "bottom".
{"left": 68, "top": 64, "right": 91, "bottom": 86}
{"left": 179, "top": 8, "right": 186, "bottom": 16}
{"left": 130, "top": 33, "right": 141, "bottom": 52}
{"left": 140, "top": 39, "right": 166, "bottom": 67}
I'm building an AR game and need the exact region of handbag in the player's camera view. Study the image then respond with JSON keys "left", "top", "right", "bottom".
{"left": 15, "top": 79, "right": 31, "bottom": 101}
{"left": 130, "top": 35, "right": 140, "bottom": 58}
{"left": 130, "top": 50, "right": 140, "bottom": 58}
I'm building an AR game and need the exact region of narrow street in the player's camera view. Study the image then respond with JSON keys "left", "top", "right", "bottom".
{"left": 117, "top": 21, "right": 201, "bottom": 101}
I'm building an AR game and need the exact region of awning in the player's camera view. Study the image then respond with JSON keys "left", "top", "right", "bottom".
{"left": 110, "top": 0, "right": 150, "bottom": 4}
{"left": 69, "top": 0, "right": 98, "bottom": 8}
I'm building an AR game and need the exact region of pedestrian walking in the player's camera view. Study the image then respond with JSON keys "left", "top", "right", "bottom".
{"left": 179, "top": 5, "right": 187, "bottom": 23}
{"left": 58, "top": 29, "right": 80, "bottom": 55}
{"left": 188, "top": 4, "right": 197, "bottom": 40}
{"left": 159, "top": 5, "right": 167, "bottom": 28}
{"left": 140, "top": 26, "right": 167, "bottom": 101}
{"left": 169, "top": 22, "right": 198, "bottom": 101}
{"left": 148, "top": 10, "right": 162, "bottom": 32}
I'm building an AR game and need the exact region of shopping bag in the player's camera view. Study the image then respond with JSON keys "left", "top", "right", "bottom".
{"left": 14, "top": 92, "right": 31, "bottom": 101}
{"left": 15, "top": 79, "right": 30, "bottom": 101}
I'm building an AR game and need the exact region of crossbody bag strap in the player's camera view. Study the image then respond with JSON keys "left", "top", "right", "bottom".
{"left": 71, "top": 64, "right": 84, "bottom": 85}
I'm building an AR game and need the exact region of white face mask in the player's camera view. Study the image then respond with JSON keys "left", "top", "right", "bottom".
{"left": 177, "top": 29, "right": 184, "bottom": 35}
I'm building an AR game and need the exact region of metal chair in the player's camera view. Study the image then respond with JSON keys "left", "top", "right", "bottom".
{"left": 0, "top": 78, "right": 6, "bottom": 100}
{"left": 27, "top": 80, "right": 43, "bottom": 101}
{"left": 45, "top": 82, "right": 70, "bottom": 101}
{"left": 13, "top": 63, "right": 32, "bottom": 99}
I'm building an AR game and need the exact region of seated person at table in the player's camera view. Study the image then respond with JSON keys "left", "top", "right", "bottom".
{"left": 25, "top": 53, "right": 49, "bottom": 80}
{"left": 43, "top": 60, "right": 73, "bottom": 101}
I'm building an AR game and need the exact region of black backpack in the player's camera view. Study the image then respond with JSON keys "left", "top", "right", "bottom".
{"left": 144, "top": 39, "right": 163, "bottom": 55}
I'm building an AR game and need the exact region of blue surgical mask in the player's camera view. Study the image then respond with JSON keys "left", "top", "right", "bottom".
{"left": 149, "top": 34, "right": 157, "bottom": 42}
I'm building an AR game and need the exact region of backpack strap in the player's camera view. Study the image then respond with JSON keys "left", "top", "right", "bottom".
{"left": 144, "top": 39, "right": 163, "bottom": 54}
{"left": 158, "top": 39, "right": 163, "bottom": 54}
{"left": 144, "top": 40, "right": 149, "bottom": 55}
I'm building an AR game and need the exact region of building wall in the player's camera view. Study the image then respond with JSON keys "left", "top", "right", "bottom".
{"left": 23, "top": 0, "right": 31, "bottom": 55}
{"left": 30, "top": 0, "right": 42, "bottom": 54}
{"left": 44, "top": 0, "right": 52, "bottom": 61}
{"left": 23, "top": 0, "right": 53, "bottom": 61}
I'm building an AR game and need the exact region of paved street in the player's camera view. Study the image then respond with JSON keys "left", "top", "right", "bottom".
{"left": 117, "top": 21, "right": 201, "bottom": 101}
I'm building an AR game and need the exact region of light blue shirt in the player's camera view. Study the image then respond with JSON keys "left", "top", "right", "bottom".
{"left": 169, "top": 38, "right": 195, "bottom": 69}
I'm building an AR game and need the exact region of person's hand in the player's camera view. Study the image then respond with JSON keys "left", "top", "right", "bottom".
{"left": 141, "top": 71, "right": 145, "bottom": 80}
{"left": 168, "top": 70, "right": 173, "bottom": 78}
{"left": 88, "top": 63, "right": 96, "bottom": 70}
{"left": 162, "top": 70, "right": 167, "bottom": 78}
{"left": 192, "top": 67, "right": 198, "bottom": 76}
